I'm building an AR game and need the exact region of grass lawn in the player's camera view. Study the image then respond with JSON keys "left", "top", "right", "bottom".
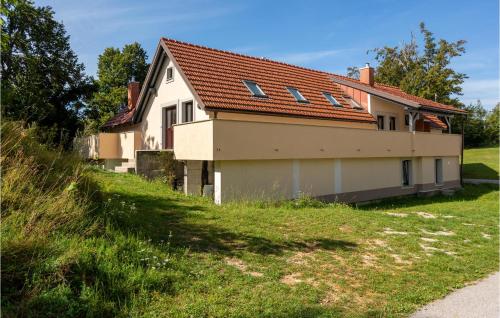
{"left": 88, "top": 170, "right": 498, "bottom": 317}
{"left": 463, "top": 147, "right": 499, "bottom": 180}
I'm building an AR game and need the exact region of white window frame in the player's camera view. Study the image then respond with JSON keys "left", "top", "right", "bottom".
{"left": 166, "top": 67, "right": 174, "bottom": 83}
{"left": 181, "top": 100, "right": 194, "bottom": 123}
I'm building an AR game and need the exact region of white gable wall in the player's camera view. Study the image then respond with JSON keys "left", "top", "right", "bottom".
{"left": 139, "top": 57, "right": 209, "bottom": 150}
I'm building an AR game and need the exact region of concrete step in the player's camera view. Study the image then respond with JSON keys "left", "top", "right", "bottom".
{"left": 114, "top": 166, "right": 135, "bottom": 173}
{"left": 121, "top": 161, "right": 136, "bottom": 168}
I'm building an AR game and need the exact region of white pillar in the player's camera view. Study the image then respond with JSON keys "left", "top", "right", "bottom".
{"left": 214, "top": 161, "right": 222, "bottom": 205}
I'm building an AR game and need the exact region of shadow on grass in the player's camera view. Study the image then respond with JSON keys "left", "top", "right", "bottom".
{"left": 104, "top": 190, "right": 357, "bottom": 257}
{"left": 356, "top": 183, "right": 498, "bottom": 210}
{"left": 463, "top": 163, "right": 499, "bottom": 180}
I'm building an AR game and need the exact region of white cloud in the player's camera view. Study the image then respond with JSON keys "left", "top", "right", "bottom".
{"left": 460, "top": 78, "right": 499, "bottom": 109}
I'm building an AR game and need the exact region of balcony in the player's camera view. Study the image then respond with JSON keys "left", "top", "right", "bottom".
{"left": 173, "top": 119, "right": 462, "bottom": 161}
{"left": 75, "top": 131, "right": 142, "bottom": 160}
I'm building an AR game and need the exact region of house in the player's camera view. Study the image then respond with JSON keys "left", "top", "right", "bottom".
{"left": 77, "top": 38, "right": 466, "bottom": 204}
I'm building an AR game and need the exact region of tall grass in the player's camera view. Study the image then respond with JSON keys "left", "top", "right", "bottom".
{"left": 1, "top": 122, "right": 176, "bottom": 317}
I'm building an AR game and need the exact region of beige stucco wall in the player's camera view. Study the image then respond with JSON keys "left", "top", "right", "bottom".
{"left": 174, "top": 119, "right": 462, "bottom": 161}
{"left": 215, "top": 156, "right": 460, "bottom": 203}
{"left": 215, "top": 112, "right": 376, "bottom": 129}
{"left": 140, "top": 57, "right": 209, "bottom": 150}
{"left": 369, "top": 96, "right": 407, "bottom": 131}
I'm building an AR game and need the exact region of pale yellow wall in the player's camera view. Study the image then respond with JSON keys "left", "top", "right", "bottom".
{"left": 340, "top": 158, "right": 403, "bottom": 192}
{"left": 98, "top": 133, "right": 119, "bottom": 159}
{"left": 215, "top": 156, "right": 460, "bottom": 203}
{"left": 174, "top": 119, "right": 462, "bottom": 161}
{"left": 369, "top": 96, "right": 407, "bottom": 131}
{"left": 218, "top": 160, "right": 294, "bottom": 202}
{"left": 174, "top": 120, "right": 214, "bottom": 160}
{"left": 140, "top": 57, "right": 210, "bottom": 150}
{"left": 215, "top": 112, "right": 376, "bottom": 130}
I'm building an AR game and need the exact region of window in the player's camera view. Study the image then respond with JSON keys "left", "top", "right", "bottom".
{"left": 389, "top": 116, "right": 396, "bottom": 130}
{"left": 287, "top": 87, "right": 308, "bottom": 103}
{"left": 182, "top": 101, "right": 193, "bottom": 123}
{"left": 323, "top": 92, "right": 342, "bottom": 107}
{"left": 377, "top": 115, "right": 385, "bottom": 130}
{"left": 402, "top": 160, "right": 412, "bottom": 186}
{"left": 404, "top": 114, "right": 409, "bottom": 126}
{"left": 166, "top": 67, "right": 174, "bottom": 81}
{"left": 435, "top": 158, "right": 443, "bottom": 184}
{"left": 243, "top": 80, "right": 266, "bottom": 97}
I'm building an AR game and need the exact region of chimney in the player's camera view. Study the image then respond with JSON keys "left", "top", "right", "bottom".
{"left": 127, "top": 78, "right": 140, "bottom": 110}
{"left": 360, "top": 63, "right": 374, "bottom": 86}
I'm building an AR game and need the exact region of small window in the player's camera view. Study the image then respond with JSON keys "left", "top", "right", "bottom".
{"left": 243, "top": 80, "right": 266, "bottom": 97}
{"left": 404, "top": 114, "right": 409, "bottom": 126}
{"left": 287, "top": 87, "right": 308, "bottom": 103}
{"left": 166, "top": 67, "right": 174, "bottom": 81}
{"left": 377, "top": 115, "right": 385, "bottom": 130}
{"left": 323, "top": 92, "right": 342, "bottom": 107}
{"left": 182, "top": 101, "right": 193, "bottom": 123}
{"left": 389, "top": 116, "right": 396, "bottom": 131}
{"left": 402, "top": 160, "right": 412, "bottom": 186}
{"left": 435, "top": 158, "right": 443, "bottom": 184}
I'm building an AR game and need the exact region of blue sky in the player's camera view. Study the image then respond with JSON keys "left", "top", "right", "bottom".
{"left": 36, "top": 0, "right": 499, "bottom": 109}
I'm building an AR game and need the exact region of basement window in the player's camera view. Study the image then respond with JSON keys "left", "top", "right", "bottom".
{"left": 166, "top": 67, "right": 174, "bottom": 82}
{"left": 323, "top": 92, "right": 342, "bottom": 107}
{"left": 287, "top": 87, "right": 308, "bottom": 103}
{"left": 243, "top": 80, "right": 266, "bottom": 97}
{"left": 435, "top": 158, "right": 443, "bottom": 185}
{"left": 402, "top": 159, "right": 412, "bottom": 187}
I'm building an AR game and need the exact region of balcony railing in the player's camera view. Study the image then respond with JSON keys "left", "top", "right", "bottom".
{"left": 173, "top": 119, "right": 462, "bottom": 161}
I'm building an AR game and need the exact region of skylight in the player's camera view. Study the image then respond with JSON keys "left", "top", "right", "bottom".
{"left": 287, "top": 87, "right": 308, "bottom": 103}
{"left": 243, "top": 80, "right": 266, "bottom": 97}
{"left": 323, "top": 92, "right": 342, "bottom": 107}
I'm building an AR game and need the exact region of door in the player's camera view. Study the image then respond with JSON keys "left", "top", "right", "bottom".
{"left": 165, "top": 107, "right": 176, "bottom": 149}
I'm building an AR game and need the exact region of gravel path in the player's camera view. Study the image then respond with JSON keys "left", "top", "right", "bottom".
{"left": 411, "top": 272, "right": 500, "bottom": 318}
{"left": 463, "top": 179, "right": 499, "bottom": 185}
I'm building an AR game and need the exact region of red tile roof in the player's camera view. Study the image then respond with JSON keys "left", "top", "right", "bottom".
{"left": 331, "top": 74, "right": 466, "bottom": 114}
{"left": 104, "top": 38, "right": 464, "bottom": 129}
{"left": 162, "top": 38, "right": 376, "bottom": 123}
{"left": 422, "top": 113, "right": 448, "bottom": 130}
{"left": 102, "top": 108, "right": 135, "bottom": 129}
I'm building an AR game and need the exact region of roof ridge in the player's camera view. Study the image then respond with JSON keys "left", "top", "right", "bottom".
{"left": 161, "top": 37, "right": 336, "bottom": 76}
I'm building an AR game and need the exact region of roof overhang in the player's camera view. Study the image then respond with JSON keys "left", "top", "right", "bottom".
{"left": 331, "top": 77, "right": 466, "bottom": 116}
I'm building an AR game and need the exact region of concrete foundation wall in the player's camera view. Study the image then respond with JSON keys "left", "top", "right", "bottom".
{"left": 214, "top": 156, "right": 460, "bottom": 204}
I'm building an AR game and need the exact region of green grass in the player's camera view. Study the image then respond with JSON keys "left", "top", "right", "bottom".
{"left": 55, "top": 171, "right": 500, "bottom": 317}
{"left": 2, "top": 122, "right": 498, "bottom": 317}
{"left": 463, "top": 147, "right": 499, "bottom": 180}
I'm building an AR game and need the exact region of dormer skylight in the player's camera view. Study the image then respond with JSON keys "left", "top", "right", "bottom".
{"left": 323, "top": 92, "right": 342, "bottom": 107}
{"left": 243, "top": 80, "right": 266, "bottom": 97}
{"left": 287, "top": 87, "right": 308, "bottom": 103}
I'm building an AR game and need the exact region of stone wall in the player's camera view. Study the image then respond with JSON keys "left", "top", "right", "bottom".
{"left": 136, "top": 150, "right": 184, "bottom": 188}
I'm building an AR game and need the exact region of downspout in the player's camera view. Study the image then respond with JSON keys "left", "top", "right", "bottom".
{"left": 460, "top": 115, "right": 465, "bottom": 187}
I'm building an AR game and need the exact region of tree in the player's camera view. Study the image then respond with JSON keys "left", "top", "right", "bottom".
{"left": 1, "top": 0, "right": 94, "bottom": 146}
{"left": 370, "top": 23, "right": 467, "bottom": 107}
{"left": 85, "top": 43, "right": 148, "bottom": 132}
{"left": 346, "top": 66, "right": 359, "bottom": 79}
{"left": 485, "top": 103, "right": 499, "bottom": 145}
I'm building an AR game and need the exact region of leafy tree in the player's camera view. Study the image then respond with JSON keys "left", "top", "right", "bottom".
{"left": 85, "top": 43, "right": 148, "bottom": 132}
{"left": 346, "top": 66, "right": 359, "bottom": 79}
{"left": 1, "top": 0, "right": 94, "bottom": 146}
{"left": 485, "top": 103, "right": 499, "bottom": 145}
{"left": 370, "top": 23, "right": 467, "bottom": 107}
